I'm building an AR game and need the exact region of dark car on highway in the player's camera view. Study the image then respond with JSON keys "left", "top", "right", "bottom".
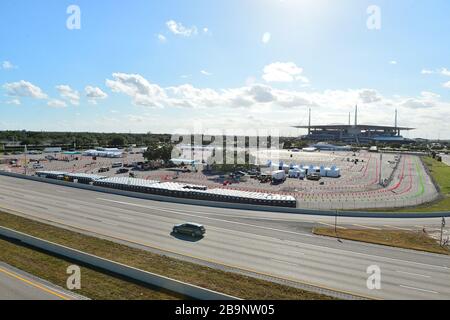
{"left": 172, "top": 223, "right": 206, "bottom": 238}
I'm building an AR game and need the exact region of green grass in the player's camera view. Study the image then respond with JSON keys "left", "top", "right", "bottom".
{"left": 0, "top": 210, "right": 333, "bottom": 300}
{"left": 313, "top": 227, "right": 450, "bottom": 255}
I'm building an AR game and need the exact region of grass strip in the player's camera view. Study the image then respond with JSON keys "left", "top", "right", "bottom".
{"left": 313, "top": 227, "right": 450, "bottom": 255}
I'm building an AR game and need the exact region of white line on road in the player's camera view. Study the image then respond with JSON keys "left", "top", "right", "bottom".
{"left": 352, "top": 224, "right": 381, "bottom": 230}
{"left": 399, "top": 285, "right": 438, "bottom": 294}
{"left": 384, "top": 225, "right": 412, "bottom": 231}
{"left": 317, "top": 222, "right": 347, "bottom": 230}
{"left": 270, "top": 258, "right": 301, "bottom": 267}
{"left": 396, "top": 270, "right": 431, "bottom": 278}
{"left": 97, "top": 198, "right": 317, "bottom": 238}
{"left": 97, "top": 198, "right": 450, "bottom": 271}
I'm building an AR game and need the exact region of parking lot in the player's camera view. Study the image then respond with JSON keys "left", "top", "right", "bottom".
{"left": 0, "top": 149, "right": 440, "bottom": 210}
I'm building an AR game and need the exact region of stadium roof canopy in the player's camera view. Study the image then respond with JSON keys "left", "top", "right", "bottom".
{"left": 293, "top": 124, "right": 415, "bottom": 131}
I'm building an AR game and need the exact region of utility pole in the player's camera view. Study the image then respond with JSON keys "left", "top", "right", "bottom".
{"left": 335, "top": 210, "right": 338, "bottom": 236}
{"left": 440, "top": 217, "right": 446, "bottom": 247}
{"left": 379, "top": 153, "right": 383, "bottom": 186}
{"left": 24, "top": 144, "right": 28, "bottom": 175}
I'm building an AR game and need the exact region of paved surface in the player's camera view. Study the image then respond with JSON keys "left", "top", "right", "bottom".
{"left": 0, "top": 262, "right": 81, "bottom": 300}
{"left": 0, "top": 150, "right": 440, "bottom": 210}
{"left": 0, "top": 175, "right": 449, "bottom": 300}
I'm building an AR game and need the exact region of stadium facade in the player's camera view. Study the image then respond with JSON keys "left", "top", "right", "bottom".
{"left": 294, "top": 106, "right": 415, "bottom": 144}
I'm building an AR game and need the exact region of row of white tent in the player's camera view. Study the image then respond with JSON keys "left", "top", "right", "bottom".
{"left": 287, "top": 165, "right": 341, "bottom": 178}
{"left": 35, "top": 172, "right": 297, "bottom": 208}
{"left": 82, "top": 149, "right": 123, "bottom": 158}
{"left": 268, "top": 162, "right": 341, "bottom": 178}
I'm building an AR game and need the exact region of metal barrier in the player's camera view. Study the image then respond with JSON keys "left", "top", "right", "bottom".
{"left": 0, "top": 170, "right": 449, "bottom": 218}
{"left": 0, "top": 226, "right": 238, "bottom": 300}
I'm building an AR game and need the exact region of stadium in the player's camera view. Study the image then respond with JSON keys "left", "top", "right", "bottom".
{"left": 294, "top": 106, "right": 415, "bottom": 144}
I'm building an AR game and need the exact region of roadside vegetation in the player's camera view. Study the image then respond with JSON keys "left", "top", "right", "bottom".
{"left": 313, "top": 227, "right": 450, "bottom": 255}
{"left": 0, "top": 211, "right": 333, "bottom": 300}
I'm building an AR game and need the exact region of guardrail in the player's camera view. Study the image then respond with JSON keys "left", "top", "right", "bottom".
{"left": 1, "top": 170, "right": 449, "bottom": 218}
{"left": 0, "top": 225, "right": 238, "bottom": 300}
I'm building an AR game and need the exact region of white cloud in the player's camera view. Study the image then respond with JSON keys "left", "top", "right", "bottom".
{"left": 421, "top": 67, "right": 450, "bottom": 76}
{"left": 389, "top": 60, "right": 397, "bottom": 65}
{"left": 3, "top": 80, "right": 47, "bottom": 99}
{"left": 47, "top": 99, "right": 67, "bottom": 108}
{"left": 106, "top": 73, "right": 166, "bottom": 108}
{"left": 441, "top": 68, "right": 450, "bottom": 77}
{"left": 102, "top": 72, "right": 450, "bottom": 139}
{"left": 262, "top": 32, "right": 271, "bottom": 44}
{"left": 262, "top": 62, "right": 309, "bottom": 83}
{"left": 200, "top": 70, "right": 212, "bottom": 76}
{"left": 2, "top": 61, "right": 17, "bottom": 70}
{"left": 443, "top": 81, "right": 450, "bottom": 89}
{"left": 6, "top": 99, "right": 21, "bottom": 105}
{"left": 56, "top": 85, "right": 80, "bottom": 105}
{"left": 359, "top": 89, "right": 382, "bottom": 103}
{"left": 166, "top": 20, "right": 198, "bottom": 37}
{"left": 421, "top": 69, "right": 434, "bottom": 74}
{"left": 157, "top": 34, "right": 167, "bottom": 42}
{"left": 85, "top": 86, "right": 108, "bottom": 104}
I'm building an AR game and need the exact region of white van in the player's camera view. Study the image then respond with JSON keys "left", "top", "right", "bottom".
{"left": 112, "top": 162, "right": 123, "bottom": 168}
{"left": 33, "top": 163, "right": 44, "bottom": 169}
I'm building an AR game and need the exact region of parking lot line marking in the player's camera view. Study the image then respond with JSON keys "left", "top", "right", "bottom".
{"left": 396, "top": 270, "right": 431, "bottom": 278}
{"left": 352, "top": 224, "right": 381, "bottom": 230}
{"left": 399, "top": 285, "right": 438, "bottom": 294}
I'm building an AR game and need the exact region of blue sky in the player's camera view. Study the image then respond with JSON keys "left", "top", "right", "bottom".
{"left": 1, "top": 0, "right": 449, "bottom": 138}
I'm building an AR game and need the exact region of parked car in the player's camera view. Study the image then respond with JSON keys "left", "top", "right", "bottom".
{"left": 98, "top": 167, "right": 110, "bottom": 173}
{"left": 172, "top": 223, "right": 206, "bottom": 238}
{"left": 116, "top": 168, "right": 129, "bottom": 174}
{"left": 307, "top": 173, "right": 321, "bottom": 181}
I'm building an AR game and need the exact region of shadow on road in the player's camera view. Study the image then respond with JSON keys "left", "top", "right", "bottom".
{"left": 170, "top": 232, "right": 204, "bottom": 243}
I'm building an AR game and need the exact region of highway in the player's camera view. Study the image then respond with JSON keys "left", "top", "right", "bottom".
{"left": 0, "top": 262, "right": 80, "bottom": 300}
{"left": 0, "top": 175, "right": 449, "bottom": 300}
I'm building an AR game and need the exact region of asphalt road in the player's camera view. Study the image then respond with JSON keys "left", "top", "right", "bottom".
{"left": 0, "top": 262, "right": 80, "bottom": 300}
{"left": 0, "top": 175, "right": 449, "bottom": 300}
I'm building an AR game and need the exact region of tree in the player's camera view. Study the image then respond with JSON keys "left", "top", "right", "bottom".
{"left": 109, "top": 136, "right": 126, "bottom": 147}
{"left": 144, "top": 143, "right": 173, "bottom": 163}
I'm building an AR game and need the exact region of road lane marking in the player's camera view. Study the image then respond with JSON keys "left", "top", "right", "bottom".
{"left": 97, "top": 198, "right": 317, "bottom": 238}
{"left": 399, "top": 285, "right": 438, "bottom": 294}
{"left": 82, "top": 199, "right": 450, "bottom": 271}
{"left": 384, "top": 225, "right": 412, "bottom": 231}
{"left": 317, "top": 222, "right": 347, "bottom": 230}
{"left": 396, "top": 270, "right": 431, "bottom": 278}
{"left": 270, "top": 258, "right": 301, "bottom": 267}
{"left": 0, "top": 266, "right": 70, "bottom": 300}
{"left": 0, "top": 204, "right": 380, "bottom": 300}
{"left": 352, "top": 224, "right": 381, "bottom": 230}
